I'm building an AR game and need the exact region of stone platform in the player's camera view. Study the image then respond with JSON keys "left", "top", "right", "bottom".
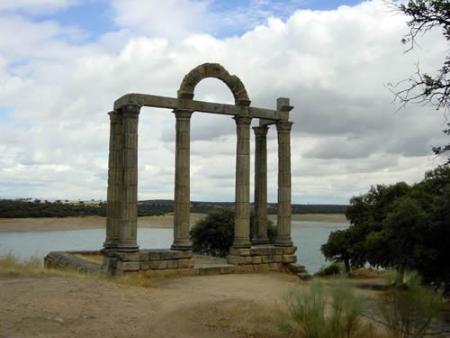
{"left": 45, "top": 246, "right": 308, "bottom": 278}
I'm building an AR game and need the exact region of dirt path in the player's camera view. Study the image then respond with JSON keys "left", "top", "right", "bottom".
{"left": 0, "top": 272, "right": 303, "bottom": 338}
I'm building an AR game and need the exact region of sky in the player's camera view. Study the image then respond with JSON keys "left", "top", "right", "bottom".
{"left": 0, "top": 0, "right": 447, "bottom": 204}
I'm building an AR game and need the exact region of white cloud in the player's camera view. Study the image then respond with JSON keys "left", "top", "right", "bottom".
{"left": 0, "top": 0, "right": 447, "bottom": 203}
{"left": 111, "top": 0, "right": 211, "bottom": 39}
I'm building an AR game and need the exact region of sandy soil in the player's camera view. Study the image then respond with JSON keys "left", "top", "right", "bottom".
{"left": 0, "top": 214, "right": 206, "bottom": 232}
{"left": 0, "top": 272, "right": 302, "bottom": 338}
{"left": 0, "top": 213, "right": 347, "bottom": 232}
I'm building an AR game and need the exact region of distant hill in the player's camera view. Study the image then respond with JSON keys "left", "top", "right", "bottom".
{"left": 139, "top": 200, "right": 348, "bottom": 214}
{"left": 0, "top": 198, "right": 347, "bottom": 218}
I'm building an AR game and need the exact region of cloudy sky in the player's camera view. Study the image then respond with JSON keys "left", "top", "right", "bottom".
{"left": 0, "top": 0, "right": 447, "bottom": 204}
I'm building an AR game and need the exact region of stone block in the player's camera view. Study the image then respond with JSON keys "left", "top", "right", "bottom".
{"left": 229, "top": 248, "right": 250, "bottom": 257}
{"left": 140, "top": 263, "right": 150, "bottom": 271}
{"left": 251, "top": 246, "right": 276, "bottom": 256}
{"left": 116, "top": 261, "right": 140, "bottom": 272}
{"left": 160, "top": 250, "right": 176, "bottom": 260}
{"left": 118, "top": 251, "right": 140, "bottom": 262}
{"left": 261, "top": 256, "right": 272, "bottom": 263}
{"left": 178, "top": 258, "right": 193, "bottom": 269}
{"left": 283, "top": 246, "right": 297, "bottom": 255}
{"left": 175, "top": 250, "right": 193, "bottom": 259}
{"left": 272, "top": 255, "right": 282, "bottom": 263}
{"left": 227, "top": 255, "right": 243, "bottom": 265}
{"left": 269, "top": 263, "right": 281, "bottom": 270}
{"left": 166, "top": 260, "right": 178, "bottom": 269}
{"left": 282, "top": 255, "right": 297, "bottom": 263}
{"left": 258, "top": 263, "right": 271, "bottom": 271}
{"left": 252, "top": 256, "right": 262, "bottom": 264}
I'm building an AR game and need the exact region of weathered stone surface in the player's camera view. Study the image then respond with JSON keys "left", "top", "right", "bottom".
{"left": 252, "top": 256, "right": 262, "bottom": 264}
{"left": 116, "top": 260, "right": 140, "bottom": 272}
{"left": 100, "top": 64, "right": 298, "bottom": 276}
{"left": 282, "top": 255, "right": 297, "bottom": 263}
{"left": 45, "top": 251, "right": 100, "bottom": 273}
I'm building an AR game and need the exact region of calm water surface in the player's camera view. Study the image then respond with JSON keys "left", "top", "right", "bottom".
{"left": 0, "top": 221, "right": 347, "bottom": 273}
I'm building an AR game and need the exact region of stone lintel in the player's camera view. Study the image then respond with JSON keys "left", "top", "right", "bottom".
{"left": 113, "top": 93, "right": 284, "bottom": 120}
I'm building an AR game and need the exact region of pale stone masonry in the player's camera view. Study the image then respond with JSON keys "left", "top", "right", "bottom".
{"left": 233, "top": 115, "right": 252, "bottom": 249}
{"left": 172, "top": 109, "right": 193, "bottom": 251}
{"left": 252, "top": 125, "right": 269, "bottom": 245}
{"left": 101, "top": 63, "right": 299, "bottom": 275}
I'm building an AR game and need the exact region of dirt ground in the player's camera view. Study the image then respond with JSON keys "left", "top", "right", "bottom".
{"left": 0, "top": 271, "right": 302, "bottom": 338}
{"left": 0, "top": 213, "right": 347, "bottom": 232}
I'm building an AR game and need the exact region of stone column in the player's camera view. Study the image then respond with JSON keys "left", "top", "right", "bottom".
{"left": 252, "top": 125, "right": 269, "bottom": 245}
{"left": 275, "top": 119, "right": 294, "bottom": 247}
{"left": 117, "top": 104, "right": 140, "bottom": 253}
{"left": 172, "top": 110, "right": 193, "bottom": 251}
{"left": 104, "top": 110, "right": 123, "bottom": 251}
{"left": 233, "top": 116, "right": 252, "bottom": 249}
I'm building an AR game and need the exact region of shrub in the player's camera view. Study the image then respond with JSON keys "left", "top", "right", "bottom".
{"left": 278, "top": 279, "right": 367, "bottom": 338}
{"left": 315, "top": 262, "right": 342, "bottom": 277}
{"left": 190, "top": 208, "right": 277, "bottom": 257}
{"left": 378, "top": 272, "right": 443, "bottom": 338}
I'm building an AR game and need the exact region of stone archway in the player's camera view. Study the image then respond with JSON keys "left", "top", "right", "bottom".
{"left": 101, "top": 63, "right": 298, "bottom": 275}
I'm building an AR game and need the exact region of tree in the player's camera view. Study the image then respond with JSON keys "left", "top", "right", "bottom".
{"left": 392, "top": 0, "right": 450, "bottom": 161}
{"left": 190, "top": 208, "right": 277, "bottom": 257}
{"left": 321, "top": 229, "right": 353, "bottom": 273}
{"left": 322, "top": 165, "right": 450, "bottom": 292}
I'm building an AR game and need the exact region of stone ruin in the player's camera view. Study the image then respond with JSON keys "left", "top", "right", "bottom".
{"left": 45, "top": 63, "right": 307, "bottom": 278}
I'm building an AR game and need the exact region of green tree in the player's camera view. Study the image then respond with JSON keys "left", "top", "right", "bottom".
{"left": 190, "top": 208, "right": 277, "bottom": 257}
{"left": 321, "top": 229, "right": 352, "bottom": 274}
{"left": 322, "top": 166, "right": 450, "bottom": 291}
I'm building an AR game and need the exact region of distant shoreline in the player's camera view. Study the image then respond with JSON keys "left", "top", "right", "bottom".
{"left": 0, "top": 213, "right": 347, "bottom": 233}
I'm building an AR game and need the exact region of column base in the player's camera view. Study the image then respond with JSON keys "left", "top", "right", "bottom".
{"left": 251, "top": 238, "right": 270, "bottom": 245}
{"left": 171, "top": 242, "right": 192, "bottom": 251}
{"left": 232, "top": 238, "right": 251, "bottom": 249}
{"left": 274, "top": 239, "right": 293, "bottom": 247}
{"left": 117, "top": 243, "right": 139, "bottom": 253}
{"left": 102, "top": 240, "right": 118, "bottom": 252}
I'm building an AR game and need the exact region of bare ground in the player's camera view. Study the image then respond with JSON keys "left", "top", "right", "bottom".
{"left": 0, "top": 272, "right": 303, "bottom": 338}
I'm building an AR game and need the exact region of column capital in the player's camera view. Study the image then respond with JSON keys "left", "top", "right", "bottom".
{"left": 173, "top": 109, "right": 193, "bottom": 120}
{"left": 233, "top": 116, "right": 252, "bottom": 126}
{"left": 276, "top": 121, "right": 293, "bottom": 132}
{"left": 108, "top": 110, "right": 121, "bottom": 122}
{"left": 253, "top": 125, "right": 269, "bottom": 137}
{"left": 120, "top": 104, "right": 140, "bottom": 117}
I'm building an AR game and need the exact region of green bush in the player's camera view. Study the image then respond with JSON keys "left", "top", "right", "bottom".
{"left": 315, "top": 262, "right": 342, "bottom": 277}
{"left": 378, "top": 272, "right": 443, "bottom": 338}
{"left": 278, "top": 279, "right": 366, "bottom": 338}
{"left": 190, "top": 208, "right": 277, "bottom": 257}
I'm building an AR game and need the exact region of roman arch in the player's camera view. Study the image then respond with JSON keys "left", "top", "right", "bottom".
{"left": 102, "top": 63, "right": 298, "bottom": 274}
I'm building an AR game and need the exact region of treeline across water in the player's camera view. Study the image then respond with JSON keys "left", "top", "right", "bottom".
{"left": 0, "top": 199, "right": 347, "bottom": 218}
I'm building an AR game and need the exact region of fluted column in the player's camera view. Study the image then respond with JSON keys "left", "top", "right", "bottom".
{"left": 118, "top": 104, "right": 140, "bottom": 253}
{"left": 233, "top": 116, "right": 252, "bottom": 248}
{"left": 275, "top": 120, "right": 293, "bottom": 247}
{"left": 172, "top": 110, "right": 193, "bottom": 251}
{"left": 252, "top": 125, "right": 269, "bottom": 245}
{"left": 104, "top": 110, "right": 123, "bottom": 251}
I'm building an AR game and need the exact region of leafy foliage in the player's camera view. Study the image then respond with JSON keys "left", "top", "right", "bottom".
{"left": 378, "top": 272, "right": 443, "bottom": 338}
{"left": 278, "top": 279, "right": 368, "bottom": 338}
{"left": 322, "top": 165, "right": 450, "bottom": 292}
{"left": 190, "top": 208, "right": 277, "bottom": 257}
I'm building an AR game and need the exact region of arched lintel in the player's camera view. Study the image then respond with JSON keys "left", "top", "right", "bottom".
{"left": 177, "top": 63, "right": 251, "bottom": 106}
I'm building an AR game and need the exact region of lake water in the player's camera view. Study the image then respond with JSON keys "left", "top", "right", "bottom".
{"left": 0, "top": 221, "right": 348, "bottom": 273}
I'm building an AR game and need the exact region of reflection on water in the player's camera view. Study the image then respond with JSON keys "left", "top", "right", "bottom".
{"left": 0, "top": 221, "right": 347, "bottom": 273}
